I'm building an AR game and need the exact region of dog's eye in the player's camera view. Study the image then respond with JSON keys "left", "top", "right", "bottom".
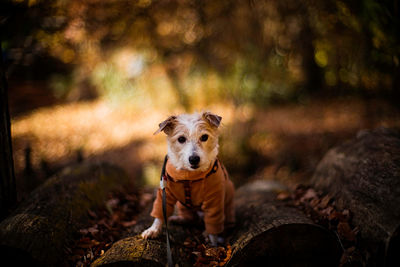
{"left": 200, "top": 134, "right": 208, "bottom": 142}
{"left": 178, "top": 136, "right": 186, "bottom": 143}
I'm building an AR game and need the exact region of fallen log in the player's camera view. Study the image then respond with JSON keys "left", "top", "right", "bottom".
{"left": 311, "top": 127, "right": 400, "bottom": 267}
{"left": 92, "top": 180, "right": 342, "bottom": 267}
{"left": 0, "top": 162, "right": 129, "bottom": 266}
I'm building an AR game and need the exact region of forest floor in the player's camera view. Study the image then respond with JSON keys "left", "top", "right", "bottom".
{"left": 8, "top": 84, "right": 400, "bottom": 266}
{"left": 64, "top": 183, "right": 362, "bottom": 266}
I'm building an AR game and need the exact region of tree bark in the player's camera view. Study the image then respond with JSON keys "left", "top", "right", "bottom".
{"left": 92, "top": 181, "right": 342, "bottom": 267}
{"left": 0, "top": 43, "right": 17, "bottom": 219}
{"left": 311, "top": 127, "right": 400, "bottom": 267}
{"left": 0, "top": 162, "right": 130, "bottom": 266}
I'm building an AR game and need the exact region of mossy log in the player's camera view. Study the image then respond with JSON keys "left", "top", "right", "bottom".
{"left": 0, "top": 162, "right": 129, "bottom": 266}
{"left": 311, "top": 127, "right": 400, "bottom": 267}
{"left": 92, "top": 181, "right": 342, "bottom": 267}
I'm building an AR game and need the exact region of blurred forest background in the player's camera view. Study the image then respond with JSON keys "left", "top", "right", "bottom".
{"left": 1, "top": 0, "right": 400, "bottom": 199}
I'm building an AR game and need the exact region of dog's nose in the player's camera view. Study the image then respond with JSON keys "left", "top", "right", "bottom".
{"left": 189, "top": 155, "right": 200, "bottom": 165}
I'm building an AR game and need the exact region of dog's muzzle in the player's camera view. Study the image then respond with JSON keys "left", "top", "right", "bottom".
{"left": 189, "top": 155, "right": 200, "bottom": 168}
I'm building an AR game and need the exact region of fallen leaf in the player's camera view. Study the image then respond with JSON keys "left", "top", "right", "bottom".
{"left": 106, "top": 198, "right": 119, "bottom": 209}
{"left": 121, "top": 220, "right": 137, "bottom": 227}
{"left": 204, "top": 247, "right": 219, "bottom": 257}
{"left": 310, "top": 198, "right": 320, "bottom": 208}
{"left": 346, "top": 246, "right": 356, "bottom": 253}
{"left": 192, "top": 251, "right": 201, "bottom": 257}
{"left": 90, "top": 239, "right": 100, "bottom": 246}
{"left": 318, "top": 195, "right": 331, "bottom": 209}
{"left": 320, "top": 206, "right": 334, "bottom": 217}
{"left": 301, "top": 188, "right": 317, "bottom": 201}
{"left": 337, "top": 221, "right": 356, "bottom": 241}
{"left": 342, "top": 209, "right": 350, "bottom": 219}
{"left": 328, "top": 211, "right": 344, "bottom": 221}
{"left": 276, "top": 192, "right": 291, "bottom": 201}
{"left": 79, "top": 229, "right": 89, "bottom": 235}
{"left": 88, "top": 226, "right": 99, "bottom": 235}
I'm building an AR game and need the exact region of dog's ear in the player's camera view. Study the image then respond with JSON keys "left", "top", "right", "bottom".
{"left": 202, "top": 112, "right": 222, "bottom": 128}
{"left": 154, "top": 116, "right": 177, "bottom": 135}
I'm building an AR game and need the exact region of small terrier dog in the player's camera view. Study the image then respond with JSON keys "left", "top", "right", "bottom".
{"left": 141, "top": 111, "right": 235, "bottom": 246}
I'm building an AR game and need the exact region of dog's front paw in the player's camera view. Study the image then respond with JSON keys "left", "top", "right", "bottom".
{"left": 141, "top": 218, "right": 162, "bottom": 239}
{"left": 141, "top": 227, "right": 161, "bottom": 239}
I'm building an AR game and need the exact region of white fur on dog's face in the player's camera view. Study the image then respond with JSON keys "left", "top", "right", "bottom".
{"left": 155, "top": 112, "right": 221, "bottom": 172}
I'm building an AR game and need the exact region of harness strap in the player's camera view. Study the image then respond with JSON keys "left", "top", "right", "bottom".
{"left": 206, "top": 159, "right": 219, "bottom": 178}
{"left": 183, "top": 181, "right": 193, "bottom": 208}
{"left": 167, "top": 159, "right": 219, "bottom": 209}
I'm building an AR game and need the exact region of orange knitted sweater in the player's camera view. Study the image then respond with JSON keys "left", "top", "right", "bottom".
{"left": 150, "top": 158, "right": 235, "bottom": 235}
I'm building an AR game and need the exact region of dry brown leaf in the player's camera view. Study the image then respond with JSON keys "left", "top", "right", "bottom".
{"left": 87, "top": 209, "right": 97, "bottom": 218}
{"left": 337, "top": 221, "right": 356, "bottom": 241}
{"left": 320, "top": 206, "right": 334, "bottom": 217}
{"left": 276, "top": 192, "right": 291, "bottom": 201}
{"left": 121, "top": 220, "right": 137, "bottom": 227}
{"left": 310, "top": 198, "right": 320, "bottom": 208}
{"left": 318, "top": 195, "right": 331, "bottom": 209}
{"left": 79, "top": 229, "right": 89, "bottom": 235}
{"left": 300, "top": 188, "right": 317, "bottom": 201}
{"left": 328, "top": 211, "right": 344, "bottom": 221}
{"left": 342, "top": 209, "right": 350, "bottom": 219}
{"left": 88, "top": 226, "right": 99, "bottom": 235}
{"left": 192, "top": 251, "right": 201, "bottom": 256}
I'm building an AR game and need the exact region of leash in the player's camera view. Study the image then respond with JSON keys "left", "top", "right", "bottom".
{"left": 160, "top": 155, "right": 173, "bottom": 267}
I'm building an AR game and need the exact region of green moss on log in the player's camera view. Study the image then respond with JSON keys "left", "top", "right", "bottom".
{"left": 92, "top": 236, "right": 147, "bottom": 266}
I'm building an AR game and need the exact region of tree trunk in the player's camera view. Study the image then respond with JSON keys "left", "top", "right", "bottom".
{"left": 311, "top": 127, "right": 400, "bottom": 267}
{"left": 92, "top": 181, "right": 342, "bottom": 267}
{"left": 0, "top": 162, "right": 130, "bottom": 266}
{"left": 0, "top": 43, "right": 17, "bottom": 219}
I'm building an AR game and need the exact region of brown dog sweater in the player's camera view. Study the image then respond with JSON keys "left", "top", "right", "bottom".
{"left": 150, "top": 158, "right": 235, "bottom": 235}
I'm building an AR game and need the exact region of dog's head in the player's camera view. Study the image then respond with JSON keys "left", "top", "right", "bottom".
{"left": 154, "top": 111, "right": 222, "bottom": 172}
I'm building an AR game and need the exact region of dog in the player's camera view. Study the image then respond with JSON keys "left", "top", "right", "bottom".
{"left": 141, "top": 111, "right": 235, "bottom": 246}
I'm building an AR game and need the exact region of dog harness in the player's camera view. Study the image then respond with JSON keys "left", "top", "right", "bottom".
{"left": 164, "top": 158, "right": 219, "bottom": 209}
